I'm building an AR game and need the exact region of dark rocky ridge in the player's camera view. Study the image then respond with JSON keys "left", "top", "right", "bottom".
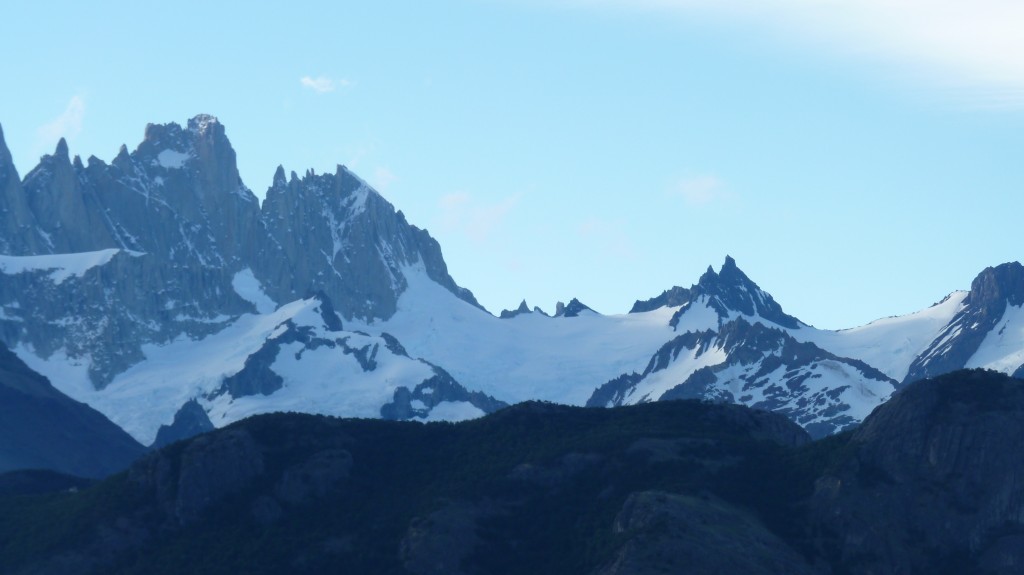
{"left": 6, "top": 371, "right": 1021, "bottom": 574}
{"left": 499, "top": 300, "right": 532, "bottom": 319}
{"left": 0, "top": 341, "right": 144, "bottom": 478}
{"left": 260, "top": 165, "right": 481, "bottom": 320}
{"left": 150, "top": 399, "right": 215, "bottom": 450}
{"left": 631, "top": 256, "right": 801, "bottom": 330}
{"left": 555, "top": 298, "right": 593, "bottom": 317}
{"left": 810, "top": 369, "right": 1024, "bottom": 574}
{"left": 0, "top": 126, "right": 44, "bottom": 254}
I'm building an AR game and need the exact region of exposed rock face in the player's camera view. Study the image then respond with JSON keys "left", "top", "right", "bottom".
{"left": 810, "top": 369, "right": 1024, "bottom": 574}
{"left": 555, "top": 297, "right": 594, "bottom": 317}
{"left": 499, "top": 300, "right": 532, "bottom": 319}
{"left": 150, "top": 398, "right": 215, "bottom": 450}
{"left": 596, "top": 491, "right": 821, "bottom": 575}
{"left": 0, "top": 341, "right": 144, "bottom": 478}
{"left": 260, "top": 165, "right": 481, "bottom": 320}
{"left": 650, "top": 256, "right": 801, "bottom": 330}
{"left": 629, "top": 285, "right": 692, "bottom": 314}
{"left": 906, "top": 262, "right": 1024, "bottom": 383}
{"left": 0, "top": 126, "right": 43, "bottom": 254}
{"left": 131, "top": 428, "right": 265, "bottom": 526}
{"left": 380, "top": 365, "right": 508, "bottom": 421}
{"left": 0, "top": 116, "right": 480, "bottom": 392}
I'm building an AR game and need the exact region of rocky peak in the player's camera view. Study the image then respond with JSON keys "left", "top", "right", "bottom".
{"left": 633, "top": 257, "right": 799, "bottom": 329}
{"left": 812, "top": 369, "right": 1024, "bottom": 572}
{"left": 555, "top": 298, "right": 594, "bottom": 318}
{"left": 967, "top": 261, "right": 1024, "bottom": 308}
{"left": 21, "top": 138, "right": 119, "bottom": 253}
{"left": 259, "top": 162, "right": 480, "bottom": 320}
{"left": 54, "top": 137, "right": 70, "bottom": 162}
{"left": 135, "top": 115, "right": 250, "bottom": 202}
{"left": 500, "top": 299, "right": 532, "bottom": 319}
{"left": 630, "top": 285, "right": 693, "bottom": 314}
{"left": 112, "top": 143, "right": 131, "bottom": 169}
{"left": 693, "top": 256, "right": 800, "bottom": 329}
{"left": 0, "top": 124, "right": 10, "bottom": 169}
{"left": 904, "top": 262, "right": 1024, "bottom": 385}
{"left": 187, "top": 113, "right": 223, "bottom": 137}
{"left": 0, "top": 124, "right": 42, "bottom": 254}
{"left": 272, "top": 164, "right": 287, "bottom": 187}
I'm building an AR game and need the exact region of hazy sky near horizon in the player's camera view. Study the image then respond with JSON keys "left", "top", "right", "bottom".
{"left": 2, "top": 0, "right": 1022, "bottom": 329}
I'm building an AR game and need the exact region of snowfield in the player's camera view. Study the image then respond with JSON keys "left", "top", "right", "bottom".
{"left": 0, "top": 248, "right": 141, "bottom": 284}
{"left": 787, "top": 291, "right": 968, "bottom": 382}
{"left": 361, "top": 265, "right": 680, "bottom": 406}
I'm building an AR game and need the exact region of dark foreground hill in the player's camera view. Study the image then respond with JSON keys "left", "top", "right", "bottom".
{"left": 1, "top": 369, "right": 1022, "bottom": 574}
{"left": 0, "top": 342, "right": 144, "bottom": 479}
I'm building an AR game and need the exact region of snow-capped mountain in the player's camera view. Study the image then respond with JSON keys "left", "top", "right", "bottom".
{"left": 585, "top": 260, "right": 898, "bottom": 437}
{"left": 1, "top": 114, "right": 1023, "bottom": 449}
{"left": 589, "top": 258, "right": 1024, "bottom": 437}
{"left": 0, "top": 116, "right": 500, "bottom": 445}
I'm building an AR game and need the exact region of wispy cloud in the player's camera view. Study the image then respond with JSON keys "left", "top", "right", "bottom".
{"left": 371, "top": 167, "right": 397, "bottom": 191}
{"left": 438, "top": 192, "right": 521, "bottom": 241}
{"left": 300, "top": 75, "right": 353, "bottom": 94}
{"left": 560, "top": 0, "right": 1024, "bottom": 108}
{"left": 36, "top": 95, "right": 85, "bottom": 153}
{"left": 672, "top": 174, "right": 729, "bottom": 206}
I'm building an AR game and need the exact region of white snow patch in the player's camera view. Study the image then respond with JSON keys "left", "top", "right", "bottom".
{"left": 0, "top": 249, "right": 128, "bottom": 284}
{"left": 13, "top": 344, "right": 95, "bottom": 402}
{"left": 789, "top": 291, "right": 967, "bottom": 382}
{"left": 625, "top": 344, "right": 729, "bottom": 404}
{"left": 157, "top": 149, "right": 191, "bottom": 169}
{"left": 31, "top": 300, "right": 318, "bottom": 444}
{"left": 205, "top": 329, "right": 435, "bottom": 431}
{"left": 710, "top": 358, "right": 894, "bottom": 424}
{"left": 966, "top": 303, "right": 1024, "bottom": 374}
{"left": 671, "top": 296, "right": 724, "bottom": 334}
{"left": 363, "top": 264, "right": 679, "bottom": 406}
{"left": 416, "top": 401, "right": 486, "bottom": 423}
{"left": 28, "top": 295, "right": 442, "bottom": 444}
{"left": 174, "top": 313, "right": 232, "bottom": 324}
{"left": 231, "top": 268, "right": 277, "bottom": 314}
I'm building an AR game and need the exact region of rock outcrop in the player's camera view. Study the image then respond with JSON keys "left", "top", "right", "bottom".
{"left": 810, "top": 369, "right": 1024, "bottom": 574}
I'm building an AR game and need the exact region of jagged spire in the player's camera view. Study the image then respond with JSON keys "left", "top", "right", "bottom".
{"left": 0, "top": 123, "right": 14, "bottom": 174}
{"left": 54, "top": 137, "right": 70, "bottom": 161}
{"left": 273, "top": 165, "right": 287, "bottom": 187}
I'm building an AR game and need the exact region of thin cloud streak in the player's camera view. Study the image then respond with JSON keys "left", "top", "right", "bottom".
{"left": 36, "top": 95, "right": 85, "bottom": 153}
{"left": 300, "top": 75, "right": 352, "bottom": 94}
{"left": 561, "top": 0, "right": 1024, "bottom": 108}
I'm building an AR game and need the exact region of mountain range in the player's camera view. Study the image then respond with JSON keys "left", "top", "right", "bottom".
{"left": 1, "top": 115, "right": 1023, "bottom": 458}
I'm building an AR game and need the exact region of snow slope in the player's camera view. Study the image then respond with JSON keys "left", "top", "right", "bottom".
{"left": 0, "top": 249, "right": 140, "bottom": 284}
{"left": 622, "top": 344, "right": 728, "bottom": 404}
{"left": 966, "top": 302, "right": 1024, "bottom": 374}
{"left": 788, "top": 292, "right": 968, "bottom": 382}
{"left": 366, "top": 265, "right": 680, "bottom": 405}
{"left": 17, "top": 297, "right": 446, "bottom": 445}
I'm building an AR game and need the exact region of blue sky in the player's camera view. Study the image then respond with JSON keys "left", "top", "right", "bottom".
{"left": 2, "top": 0, "right": 1022, "bottom": 329}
